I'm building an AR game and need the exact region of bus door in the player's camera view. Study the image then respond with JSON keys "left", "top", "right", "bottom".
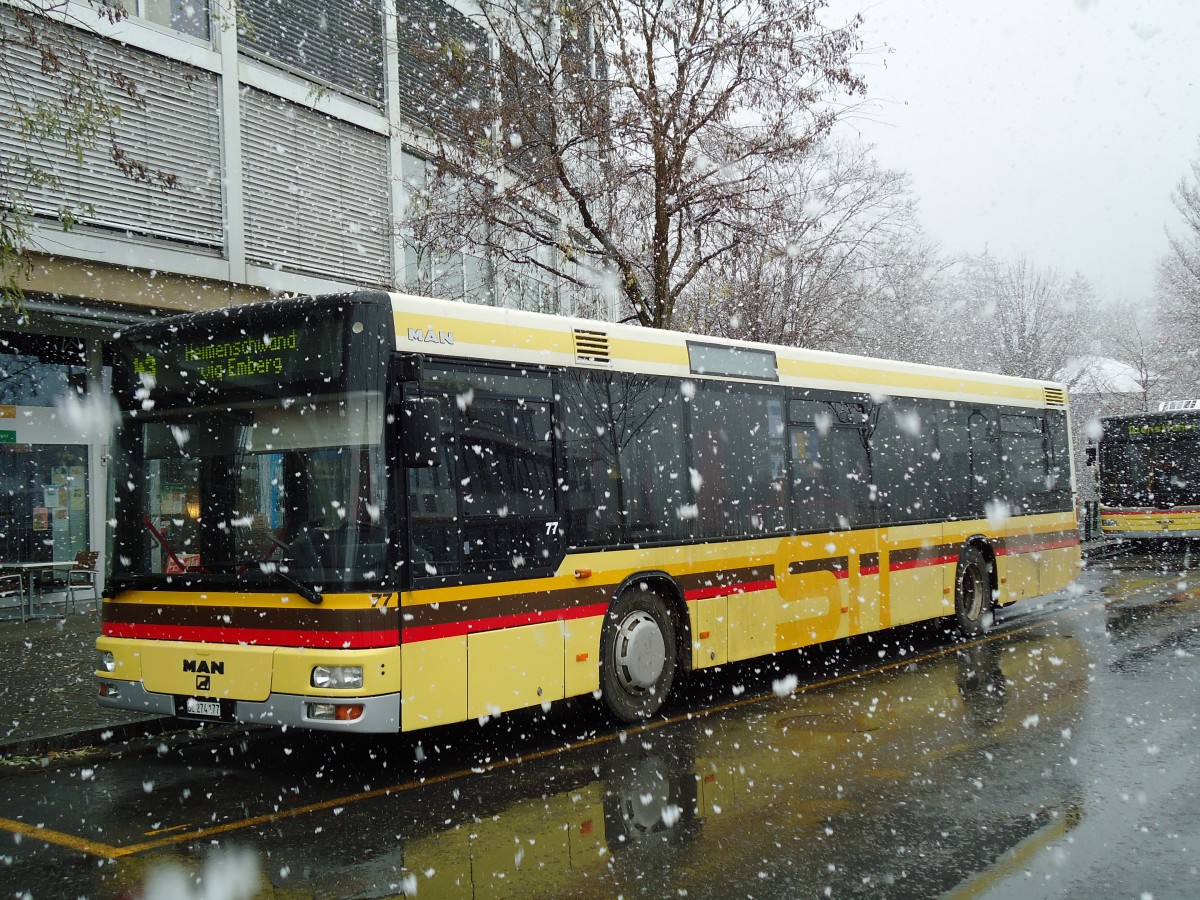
{"left": 966, "top": 408, "right": 1027, "bottom": 604}
{"left": 997, "top": 411, "right": 1059, "bottom": 601}
{"left": 870, "top": 397, "right": 941, "bottom": 628}
{"left": 395, "top": 359, "right": 565, "bottom": 728}
{"left": 783, "top": 398, "right": 876, "bottom": 641}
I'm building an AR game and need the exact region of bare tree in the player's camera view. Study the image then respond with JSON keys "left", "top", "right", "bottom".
{"left": 1156, "top": 140, "right": 1200, "bottom": 388}
{"left": 955, "top": 253, "right": 1093, "bottom": 381}
{"left": 853, "top": 231, "right": 951, "bottom": 364}
{"left": 1104, "top": 301, "right": 1170, "bottom": 411}
{"left": 402, "top": 0, "right": 865, "bottom": 328}
{"left": 676, "top": 141, "right": 922, "bottom": 349}
{"left": 1, "top": 1, "right": 176, "bottom": 312}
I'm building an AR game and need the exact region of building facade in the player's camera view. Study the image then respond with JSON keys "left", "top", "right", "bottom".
{"left": 0, "top": 0, "right": 611, "bottom": 591}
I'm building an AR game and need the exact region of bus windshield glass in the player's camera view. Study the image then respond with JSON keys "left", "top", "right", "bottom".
{"left": 1100, "top": 431, "right": 1200, "bottom": 508}
{"left": 120, "top": 390, "right": 388, "bottom": 593}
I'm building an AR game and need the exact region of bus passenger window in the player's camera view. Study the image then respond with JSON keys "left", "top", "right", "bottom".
{"left": 692, "top": 383, "right": 787, "bottom": 538}
{"left": 562, "top": 371, "right": 689, "bottom": 546}
{"left": 458, "top": 396, "right": 557, "bottom": 574}
{"left": 790, "top": 424, "right": 870, "bottom": 532}
{"left": 871, "top": 400, "right": 940, "bottom": 524}
{"left": 407, "top": 363, "right": 561, "bottom": 581}
{"left": 614, "top": 376, "right": 689, "bottom": 543}
{"left": 935, "top": 403, "right": 974, "bottom": 519}
{"left": 406, "top": 399, "right": 462, "bottom": 578}
{"left": 1000, "top": 414, "right": 1052, "bottom": 513}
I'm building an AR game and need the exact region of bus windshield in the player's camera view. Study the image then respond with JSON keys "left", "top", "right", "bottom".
{"left": 117, "top": 390, "right": 388, "bottom": 594}
{"left": 1100, "top": 436, "right": 1200, "bottom": 508}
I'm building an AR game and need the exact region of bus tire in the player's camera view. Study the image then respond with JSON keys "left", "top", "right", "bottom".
{"left": 954, "top": 546, "right": 992, "bottom": 637}
{"left": 600, "top": 588, "right": 678, "bottom": 722}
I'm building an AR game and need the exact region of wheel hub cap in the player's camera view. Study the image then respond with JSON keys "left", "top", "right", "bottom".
{"left": 615, "top": 611, "right": 666, "bottom": 690}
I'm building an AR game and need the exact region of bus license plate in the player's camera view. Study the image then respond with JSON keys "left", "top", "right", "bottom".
{"left": 185, "top": 698, "right": 222, "bottom": 718}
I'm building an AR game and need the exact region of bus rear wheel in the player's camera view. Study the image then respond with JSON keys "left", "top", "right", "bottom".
{"left": 954, "top": 546, "right": 993, "bottom": 636}
{"left": 600, "top": 588, "right": 678, "bottom": 723}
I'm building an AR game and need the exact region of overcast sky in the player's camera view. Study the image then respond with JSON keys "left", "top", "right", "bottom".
{"left": 830, "top": 0, "right": 1200, "bottom": 306}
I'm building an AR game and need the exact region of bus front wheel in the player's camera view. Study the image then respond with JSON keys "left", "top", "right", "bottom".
{"left": 600, "top": 588, "right": 678, "bottom": 722}
{"left": 954, "top": 546, "right": 993, "bottom": 636}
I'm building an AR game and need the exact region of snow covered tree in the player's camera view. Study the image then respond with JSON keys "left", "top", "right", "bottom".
{"left": 675, "top": 141, "right": 924, "bottom": 350}
{"left": 1087, "top": 299, "right": 1172, "bottom": 413}
{"left": 852, "top": 231, "right": 949, "bottom": 364}
{"left": 954, "top": 253, "right": 1093, "bottom": 381}
{"left": 400, "top": 0, "right": 865, "bottom": 328}
{"left": 1157, "top": 140, "right": 1200, "bottom": 383}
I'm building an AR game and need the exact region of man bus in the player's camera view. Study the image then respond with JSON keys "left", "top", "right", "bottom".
{"left": 1095, "top": 402, "right": 1200, "bottom": 541}
{"left": 97, "top": 291, "right": 1080, "bottom": 732}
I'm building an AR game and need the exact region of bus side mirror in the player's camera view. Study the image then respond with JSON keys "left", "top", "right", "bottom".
{"left": 402, "top": 398, "right": 442, "bottom": 468}
{"left": 1085, "top": 447, "right": 1096, "bottom": 467}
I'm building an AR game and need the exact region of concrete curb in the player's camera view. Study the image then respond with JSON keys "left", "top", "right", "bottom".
{"left": 0, "top": 718, "right": 269, "bottom": 770}
{"left": 0, "top": 716, "right": 176, "bottom": 761}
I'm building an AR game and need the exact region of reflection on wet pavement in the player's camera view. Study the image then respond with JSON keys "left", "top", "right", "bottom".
{"left": 104, "top": 626, "right": 1091, "bottom": 899}
{"left": 12, "top": 550, "right": 1200, "bottom": 899}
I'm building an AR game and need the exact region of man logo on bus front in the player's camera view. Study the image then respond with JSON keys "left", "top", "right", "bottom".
{"left": 196, "top": 675, "right": 211, "bottom": 692}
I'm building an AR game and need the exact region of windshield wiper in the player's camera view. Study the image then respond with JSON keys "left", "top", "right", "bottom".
{"left": 271, "top": 567, "right": 324, "bottom": 605}
{"left": 230, "top": 534, "right": 324, "bottom": 605}
{"left": 183, "top": 559, "right": 324, "bottom": 605}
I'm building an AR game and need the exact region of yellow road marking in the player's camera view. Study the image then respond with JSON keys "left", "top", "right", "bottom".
{"left": 2, "top": 575, "right": 1191, "bottom": 860}
{"left": 0, "top": 816, "right": 123, "bottom": 859}
{"left": 143, "top": 823, "right": 192, "bottom": 836}
{"left": 943, "top": 804, "right": 1081, "bottom": 899}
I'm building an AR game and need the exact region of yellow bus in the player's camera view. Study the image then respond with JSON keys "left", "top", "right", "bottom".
{"left": 1095, "top": 403, "right": 1200, "bottom": 540}
{"left": 96, "top": 291, "right": 1081, "bottom": 732}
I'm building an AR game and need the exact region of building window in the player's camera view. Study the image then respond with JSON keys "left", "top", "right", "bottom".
{"left": 0, "top": 336, "right": 89, "bottom": 407}
{"left": 0, "top": 334, "right": 106, "bottom": 572}
{"left": 0, "top": 446, "right": 90, "bottom": 566}
{"left": 238, "top": 0, "right": 384, "bottom": 104}
{"left": 401, "top": 150, "right": 495, "bottom": 304}
{"left": 496, "top": 241, "right": 558, "bottom": 314}
{"left": 404, "top": 245, "right": 494, "bottom": 306}
{"left": 130, "top": 0, "right": 210, "bottom": 40}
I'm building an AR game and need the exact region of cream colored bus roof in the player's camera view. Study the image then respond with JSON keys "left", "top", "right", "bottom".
{"left": 389, "top": 292, "right": 1066, "bottom": 409}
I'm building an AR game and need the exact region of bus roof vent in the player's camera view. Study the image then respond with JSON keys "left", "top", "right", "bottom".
{"left": 1044, "top": 387, "right": 1067, "bottom": 407}
{"left": 573, "top": 328, "right": 611, "bottom": 365}
{"left": 1159, "top": 399, "right": 1200, "bottom": 412}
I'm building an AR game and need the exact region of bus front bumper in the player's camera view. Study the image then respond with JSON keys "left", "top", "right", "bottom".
{"left": 97, "top": 679, "right": 401, "bottom": 733}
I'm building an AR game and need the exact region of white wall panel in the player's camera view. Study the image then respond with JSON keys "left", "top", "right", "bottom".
{"left": 0, "top": 7, "right": 223, "bottom": 248}
{"left": 240, "top": 88, "right": 391, "bottom": 286}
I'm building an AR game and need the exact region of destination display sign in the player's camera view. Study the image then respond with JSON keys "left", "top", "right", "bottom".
{"left": 123, "top": 320, "right": 344, "bottom": 395}
{"left": 1126, "top": 420, "right": 1200, "bottom": 439}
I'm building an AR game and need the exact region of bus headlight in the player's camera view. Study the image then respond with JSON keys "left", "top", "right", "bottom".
{"left": 99, "top": 651, "right": 116, "bottom": 673}
{"left": 311, "top": 665, "right": 363, "bottom": 689}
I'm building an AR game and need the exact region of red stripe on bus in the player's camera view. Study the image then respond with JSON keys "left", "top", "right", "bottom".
{"left": 889, "top": 554, "right": 957, "bottom": 572}
{"left": 1036, "top": 537, "right": 1082, "bottom": 551}
{"left": 407, "top": 577, "right": 781, "bottom": 644}
{"left": 859, "top": 565, "right": 880, "bottom": 576}
{"left": 401, "top": 602, "right": 610, "bottom": 644}
{"left": 996, "top": 537, "right": 1081, "bottom": 556}
{"left": 684, "top": 579, "right": 778, "bottom": 601}
{"left": 101, "top": 622, "right": 398, "bottom": 649}
{"left": 1104, "top": 508, "right": 1200, "bottom": 516}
